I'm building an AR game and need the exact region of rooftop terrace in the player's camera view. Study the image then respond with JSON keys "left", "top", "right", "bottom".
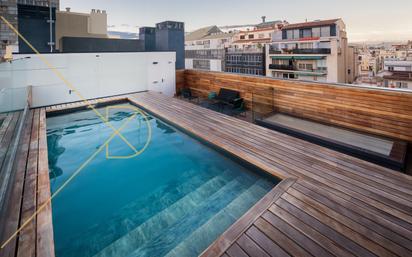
{"left": 1, "top": 69, "right": 412, "bottom": 257}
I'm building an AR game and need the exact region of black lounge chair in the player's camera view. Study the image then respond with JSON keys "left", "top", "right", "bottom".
{"left": 214, "top": 88, "right": 245, "bottom": 116}
{"left": 180, "top": 88, "right": 199, "bottom": 103}
{"left": 215, "top": 88, "right": 243, "bottom": 107}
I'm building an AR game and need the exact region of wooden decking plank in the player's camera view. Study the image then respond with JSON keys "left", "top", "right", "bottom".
{"left": 254, "top": 218, "right": 312, "bottom": 257}
{"left": 245, "top": 226, "right": 291, "bottom": 257}
{"left": 16, "top": 109, "right": 40, "bottom": 257}
{"left": 296, "top": 180, "right": 412, "bottom": 248}
{"left": 269, "top": 204, "right": 356, "bottom": 257}
{"left": 261, "top": 211, "right": 332, "bottom": 257}
{"left": 236, "top": 234, "right": 271, "bottom": 257}
{"left": 36, "top": 108, "right": 54, "bottom": 257}
{"left": 289, "top": 184, "right": 412, "bottom": 256}
{"left": 0, "top": 111, "right": 33, "bottom": 257}
{"left": 275, "top": 197, "right": 375, "bottom": 257}
{"left": 281, "top": 192, "right": 396, "bottom": 257}
{"left": 226, "top": 243, "right": 249, "bottom": 257}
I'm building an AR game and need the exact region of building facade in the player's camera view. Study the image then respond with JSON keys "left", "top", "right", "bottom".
{"left": 185, "top": 26, "right": 233, "bottom": 72}
{"left": 266, "top": 19, "right": 352, "bottom": 83}
{"left": 224, "top": 48, "right": 266, "bottom": 76}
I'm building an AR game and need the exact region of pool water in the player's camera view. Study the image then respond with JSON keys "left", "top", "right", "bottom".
{"left": 47, "top": 103, "right": 277, "bottom": 257}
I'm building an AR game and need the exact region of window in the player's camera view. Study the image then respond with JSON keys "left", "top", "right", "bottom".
{"left": 320, "top": 26, "right": 331, "bottom": 37}
{"left": 302, "top": 29, "right": 312, "bottom": 38}
{"left": 258, "top": 33, "right": 265, "bottom": 39}
{"left": 287, "top": 30, "right": 293, "bottom": 39}
{"left": 193, "top": 60, "right": 210, "bottom": 70}
{"left": 248, "top": 34, "right": 254, "bottom": 39}
{"left": 293, "top": 29, "right": 300, "bottom": 39}
{"left": 312, "top": 27, "right": 321, "bottom": 37}
{"left": 240, "top": 35, "right": 245, "bottom": 40}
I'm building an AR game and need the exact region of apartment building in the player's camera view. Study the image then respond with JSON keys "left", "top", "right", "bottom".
{"left": 185, "top": 26, "right": 233, "bottom": 71}
{"left": 266, "top": 19, "right": 353, "bottom": 83}
{"left": 55, "top": 8, "right": 108, "bottom": 50}
{"left": 224, "top": 47, "right": 266, "bottom": 76}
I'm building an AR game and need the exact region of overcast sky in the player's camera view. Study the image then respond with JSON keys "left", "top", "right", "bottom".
{"left": 60, "top": 0, "right": 412, "bottom": 42}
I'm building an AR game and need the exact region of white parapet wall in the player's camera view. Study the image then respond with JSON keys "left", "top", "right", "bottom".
{"left": 0, "top": 52, "right": 176, "bottom": 108}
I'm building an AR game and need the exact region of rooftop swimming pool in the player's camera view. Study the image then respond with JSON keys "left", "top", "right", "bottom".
{"left": 47, "top": 103, "right": 278, "bottom": 257}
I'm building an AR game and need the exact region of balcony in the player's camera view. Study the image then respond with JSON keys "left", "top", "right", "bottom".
{"left": 291, "top": 48, "right": 331, "bottom": 54}
{"left": 269, "top": 64, "right": 295, "bottom": 70}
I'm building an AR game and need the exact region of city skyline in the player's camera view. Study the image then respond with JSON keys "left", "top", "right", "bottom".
{"left": 60, "top": 0, "right": 412, "bottom": 42}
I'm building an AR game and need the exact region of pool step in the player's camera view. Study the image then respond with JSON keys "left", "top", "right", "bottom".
{"left": 125, "top": 175, "right": 263, "bottom": 257}
{"left": 64, "top": 166, "right": 225, "bottom": 256}
{"left": 164, "top": 179, "right": 273, "bottom": 257}
{"left": 92, "top": 169, "right": 242, "bottom": 257}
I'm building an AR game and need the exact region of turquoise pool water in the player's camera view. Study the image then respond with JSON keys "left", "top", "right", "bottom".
{"left": 47, "top": 103, "right": 277, "bottom": 257}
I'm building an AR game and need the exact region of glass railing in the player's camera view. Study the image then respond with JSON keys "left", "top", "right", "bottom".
{"left": 0, "top": 86, "right": 30, "bottom": 114}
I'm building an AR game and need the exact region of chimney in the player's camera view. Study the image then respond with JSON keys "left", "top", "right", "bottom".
{"left": 261, "top": 16, "right": 266, "bottom": 23}
{"left": 97, "top": 9, "right": 101, "bottom": 13}
{"left": 91, "top": 9, "right": 96, "bottom": 13}
{"left": 102, "top": 10, "right": 106, "bottom": 14}
{"left": 65, "top": 7, "right": 71, "bottom": 12}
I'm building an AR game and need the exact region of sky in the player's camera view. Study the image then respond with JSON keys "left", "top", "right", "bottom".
{"left": 60, "top": 0, "right": 412, "bottom": 42}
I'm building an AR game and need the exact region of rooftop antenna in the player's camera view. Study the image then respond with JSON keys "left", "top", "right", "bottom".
{"left": 261, "top": 16, "right": 266, "bottom": 23}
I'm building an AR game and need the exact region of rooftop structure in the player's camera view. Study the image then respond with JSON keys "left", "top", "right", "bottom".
{"left": 55, "top": 8, "right": 108, "bottom": 50}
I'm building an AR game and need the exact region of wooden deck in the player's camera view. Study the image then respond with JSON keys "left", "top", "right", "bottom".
{"left": 1, "top": 91, "right": 411, "bottom": 257}
{"left": 128, "top": 92, "right": 412, "bottom": 257}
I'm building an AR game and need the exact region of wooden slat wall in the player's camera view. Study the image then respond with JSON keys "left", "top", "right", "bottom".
{"left": 180, "top": 70, "right": 412, "bottom": 143}
{"left": 176, "top": 69, "right": 185, "bottom": 94}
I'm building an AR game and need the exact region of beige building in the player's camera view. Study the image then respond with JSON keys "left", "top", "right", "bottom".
{"left": 266, "top": 19, "right": 354, "bottom": 83}
{"left": 55, "top": 8, "right": 108, "bottom": 50}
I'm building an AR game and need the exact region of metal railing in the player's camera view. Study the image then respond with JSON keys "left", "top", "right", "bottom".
{"left": 269, "top": 64, "right": 295, "bottom": 70}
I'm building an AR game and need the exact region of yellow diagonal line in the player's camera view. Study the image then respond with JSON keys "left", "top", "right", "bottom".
{"left": 0, "top": 16, "right": 138, "bottom": 154}
{"left": 0, "top": 111, "right": 138, "bottom": 249}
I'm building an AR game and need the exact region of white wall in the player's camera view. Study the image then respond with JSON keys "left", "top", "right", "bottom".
{"left": 0, "top": 52, "right": 176, "bottom": 108}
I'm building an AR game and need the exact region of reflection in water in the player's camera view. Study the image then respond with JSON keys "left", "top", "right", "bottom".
{"left": 155, "top": 120, "right": 175, "bottom": 134}
{"left": 48, "top": 134, "right": 65, "bottom": 179}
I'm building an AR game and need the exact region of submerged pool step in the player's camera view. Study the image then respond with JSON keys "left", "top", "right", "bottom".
{"left": 63, "top": 167, "right": 224, "bottom": 257}
{"left": 125, "top": 175, "right": 263, "bottom": 257}
{"left": 164, "top": 179, "right": 273, "bottom": 257}
{"left": 92, "top": 169, "right": 242, "bottom": 257}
